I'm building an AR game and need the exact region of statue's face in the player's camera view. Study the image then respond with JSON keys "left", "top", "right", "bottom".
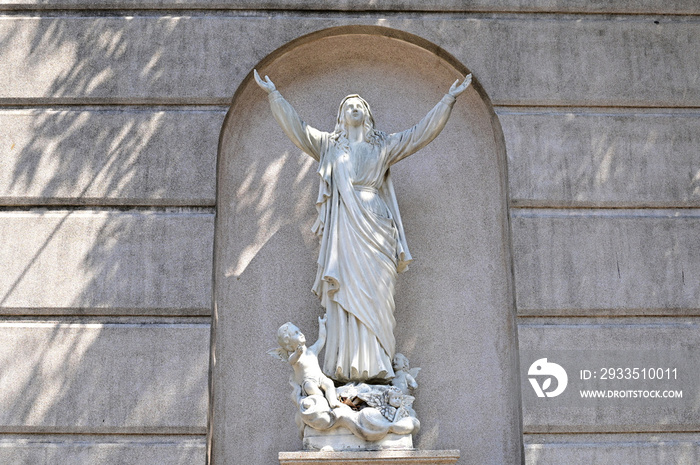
{"left": 288, "top": 325, "right": 305, "bottom": 347}
{"left": 281, "top": 323, "right": 305, "bottom": 350}
{"left": 342, "top": 98, "right": 366, "bottom": 127}
{"left": 388, "top": 391, "right": 402, "bottom": 407}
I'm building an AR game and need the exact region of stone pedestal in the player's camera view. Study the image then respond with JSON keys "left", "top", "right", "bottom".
{"left": 302, "top": 426, "right": 413, "bottom": 452}
{"left": 279, "top": 450, "right": 460, "bottom": 465}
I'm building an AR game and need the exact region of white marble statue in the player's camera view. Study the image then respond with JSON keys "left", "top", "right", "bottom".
{"left": 256, "top": 70, "right": 472, "bottom": 384}
{"left": 391, "top": 353, "right": 420, "bottom": 395}
{"left": 268, "top": 318, "right": 343, "bottom": 410}
{"left": 269, "top": 320, "right": 422, "bottom": 444}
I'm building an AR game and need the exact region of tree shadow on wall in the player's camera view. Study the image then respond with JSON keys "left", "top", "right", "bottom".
{"left": 0, "top": 14, "right": 222, "bottom": 463}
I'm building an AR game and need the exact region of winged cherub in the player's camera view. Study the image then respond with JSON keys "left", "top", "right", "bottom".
{"left": 391, "top": 353, "right": 420, "bottom": 394}
{"left": 268, "top": 316, "right": 342, "bottom": 409}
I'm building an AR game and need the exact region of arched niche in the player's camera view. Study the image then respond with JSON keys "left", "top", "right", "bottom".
{"left": 212, "top": 26, "right": 522, "bottom": 465}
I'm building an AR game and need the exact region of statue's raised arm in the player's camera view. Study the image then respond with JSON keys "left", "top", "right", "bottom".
{"left": 258, "top": 73, "right": 471, "bottom": 385}
{"left": 253, "top": 69, "right": 277, "bottom": 95}
{"left": 386, "top": 73, "right": 472, "bottom": 165}
{"left": 254, "top": 69, "right": 324, "bottom": 161}
{"left": 448, "top": 73, "right": 472, "bottom": 98}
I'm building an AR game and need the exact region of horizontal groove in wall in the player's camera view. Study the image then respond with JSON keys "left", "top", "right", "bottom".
{"left": 510, "top": 202, "right": 700, "bottom": 209}
{"left": 0, "top": 307, "right": 213, "bottom": 317}
{"left": 0, "top": 104, "right": 229, "bottom": 111}
{"left": 0, "top": 205, "right": 216, "bottom": 213}
{"left": 517, "top": 308, "right": 700, "bottom": 318}
{"left": 0, "top": 316, "right": 212, "bottom": 324}
{"left": 3, "top": 102, "right": 700, "bottom": 111}
{"left": 4, "top": 103, "right": 698, "bottom": 112}
{"left": 3, "top": 101, "right": 700, "bottom": 112}
{"left": 6, "top": 99, "right": 700, "bottom": 109}
{"left": 0, "top": 200, "right": 217, "bottom": 208}
{"left": 511, "top": 208, "right": 700, "bottom": 218}
{"left": 0, "top": 433, "right": 207, "bottom": 439}
{"left": 0, "top": 11, "right": 693, "bottom": 24}
{"left": 3, "top": 103, "right": 700, "bottom": 111}
{"left": 0, "top": 98, "right": 234, "bottom": 106}
{"left": 524, "top": 426, "right": 700, "bottom": 434}
{"left": 0, "top": 206, "right": 216, "bottom": 214}
{"left": 525, "top": 431, "right": 700, "bottom": 438}
{"left": 495, "top": 105, "right": 700, "bottom": 116}
{"left": 0, "top": 426, "right": 208, "bottom": 435}
{"left": 495, "top": 102, "right": 700, "bottom": 110}
{"left": 0, "top": 7, "right": 698, "bottom": 17}
{"left": 0, "top": 11, "right": 692, "bottom": 27}
{"left": 525, "top": 427, "right": 700, "bottom": 434}
{"left": 517, "top": 316, "right": 700, "bottom": 326}
{"left": 524, "top": 432, "right": 700, "bottom": 440}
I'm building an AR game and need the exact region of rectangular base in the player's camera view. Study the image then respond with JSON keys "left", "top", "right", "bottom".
{"left": 279, "top": 450, "right": 460, "bottom": 465}
{"left": 303, "top": 426, "right": 413, "bottom": 452}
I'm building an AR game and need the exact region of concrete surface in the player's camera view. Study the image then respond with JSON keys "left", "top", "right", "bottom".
{"left": 0, "top": 435, "right": 206, "bottom": 465}
{"left": 519, "top": 319, "right": 700, "bottom": 432}
{"left": 512, "top": 209, "right": 700, "bottom": 316}
{"left": 0, "top": 320, "right": 209, "bottom": 431}
{"left": 0, "top": 210, "right": 214, "bottom": 315}
{"left": 501, "top": 109, "right": 700, "bottom": 208}
{"left": 0, "top": 17, "right": 697, "bottom": 107}
{"left": 525, "top": 433, "right": 700, "bottom": 465}
{"left": 0, "top": 109, "right": 222, "bottom": 206}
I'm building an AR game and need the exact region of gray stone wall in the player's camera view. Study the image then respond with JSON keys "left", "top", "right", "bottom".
{"left": 1, "top": 1, "right": 697, "bottom": 464}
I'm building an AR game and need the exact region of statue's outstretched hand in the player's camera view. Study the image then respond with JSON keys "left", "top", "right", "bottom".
{"left": 448, "top": 74, "right": 472, "bottom": 98}
{"left": 254, "top": 69, "right": 277, "bottom": 94}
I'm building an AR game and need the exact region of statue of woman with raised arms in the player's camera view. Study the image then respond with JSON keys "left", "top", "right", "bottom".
{"left": 255, "top": 70, "right": 472, "bottom": 384}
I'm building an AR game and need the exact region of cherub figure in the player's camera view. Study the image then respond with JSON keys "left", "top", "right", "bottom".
{"left": 386, "top": 387, "right": 416, "bottom": 422}
{"left": 268, "top": 316, "right": 342, "bottom": 409}
{"left": 358, "top": 386, "right": 415, "bottom": 422}
{"left": 391, "top": 353, "right": 420, "bottom": 395}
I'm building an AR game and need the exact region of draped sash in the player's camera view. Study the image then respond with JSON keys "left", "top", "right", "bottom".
{"left": 312, "top": 140, "right": 411, "bottom": 381}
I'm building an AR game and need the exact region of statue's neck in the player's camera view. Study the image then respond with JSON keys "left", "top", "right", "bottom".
{"left": 346, "top": 125, "right": 364, "bottom": 144}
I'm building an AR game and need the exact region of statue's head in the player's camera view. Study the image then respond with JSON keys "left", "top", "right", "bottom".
{"left": 332, "top": 95, "right": 384, "bottom": 146}
{"left": 387, "top": 387, "right": 403, "bottom": 407}
{"left": 336, "top": 95, "right": 375, "bottom": 131}
{"left": 393, "top": 353, "right": 410, "bottom": 370}
{"left": 277, "top": 322, "right": 305, "bottom": 351}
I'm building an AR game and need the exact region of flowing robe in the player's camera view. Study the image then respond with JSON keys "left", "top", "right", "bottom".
{"left": 268, "top": 90, "right": 457, "bottom": 382}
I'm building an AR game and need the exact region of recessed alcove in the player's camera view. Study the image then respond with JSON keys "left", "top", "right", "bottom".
{"left": 212, "top": 26, "right": 522, "bottom": 465}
